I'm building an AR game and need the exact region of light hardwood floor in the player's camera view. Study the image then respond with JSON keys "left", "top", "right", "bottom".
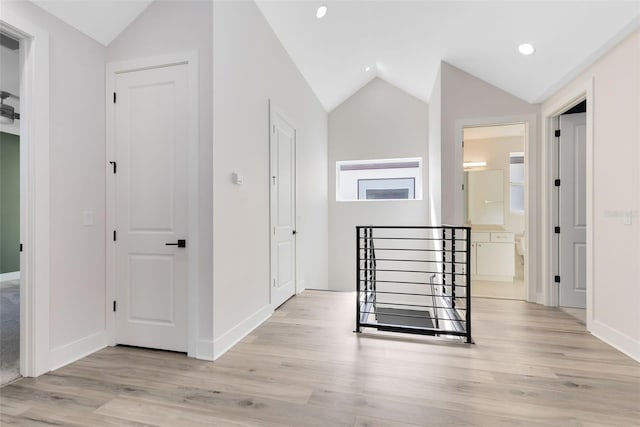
{"left": 1, "top": 291, "right": 638, "bottom": 426}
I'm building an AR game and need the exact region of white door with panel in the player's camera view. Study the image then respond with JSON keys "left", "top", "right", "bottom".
{"left": 270, "top": 109, "right": 296, "bottom": 309}
{"left": 114, "top": 64, "right": 189, "bottom": 351}
{"left": 558, "top": 112, "right": 587, "bottom": 308}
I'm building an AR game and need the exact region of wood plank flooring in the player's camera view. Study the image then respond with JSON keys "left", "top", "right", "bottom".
{"left": 1, "top": 291, "right": 638, "bottom": 426}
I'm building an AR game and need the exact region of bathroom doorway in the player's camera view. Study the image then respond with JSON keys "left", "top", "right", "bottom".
{"left": 463, "top": 123, "right": 527, "bottom": 300}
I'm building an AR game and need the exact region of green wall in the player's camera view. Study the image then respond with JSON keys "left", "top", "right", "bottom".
{"left": 0, "top": 132, "right": 20, "bottom": 274}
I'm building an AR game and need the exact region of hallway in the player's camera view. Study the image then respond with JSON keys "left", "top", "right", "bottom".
{"left": 1, "top": 290, "right": 638, "bottom": 426}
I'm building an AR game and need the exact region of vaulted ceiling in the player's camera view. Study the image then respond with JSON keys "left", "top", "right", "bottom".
{"left": 28, "top": 1, "right": 640, "bottom": 111}
{"left": 256, "top": 1, "right": 640, "bottom": 110}
{"left": 31, "top": 0, "right": 153, "bottom": 46}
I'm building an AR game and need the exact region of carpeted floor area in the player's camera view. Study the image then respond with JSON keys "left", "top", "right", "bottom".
{"left": 0, "top": 279, "right": 20, "bottom": 385}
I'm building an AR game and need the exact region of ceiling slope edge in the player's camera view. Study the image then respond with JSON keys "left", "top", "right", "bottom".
{"left": 535, "top": 16, "right": 640, "bottom": 104}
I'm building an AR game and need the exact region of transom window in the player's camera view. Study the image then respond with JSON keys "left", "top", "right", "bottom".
{"left": 336, "top": 158, "right": 423, "bottom": 201}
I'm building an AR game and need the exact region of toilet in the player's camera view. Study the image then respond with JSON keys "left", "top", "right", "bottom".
{"left": 515, "top": 234, "right": 526, "bottom": 260}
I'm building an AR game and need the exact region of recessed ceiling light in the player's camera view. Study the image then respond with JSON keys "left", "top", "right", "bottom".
{"left": 518, "top": 43, "right": 535, "bottom": 55}
{"left": 316, "top": 5, "right": 327, "bottom": 19}
{"left": 365, "top": 66, "right": 371, "bottom": 72}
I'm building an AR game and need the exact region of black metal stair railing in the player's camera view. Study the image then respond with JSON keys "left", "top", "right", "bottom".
{"left": 355, "top": 225, "right": 472, "bottom": 343}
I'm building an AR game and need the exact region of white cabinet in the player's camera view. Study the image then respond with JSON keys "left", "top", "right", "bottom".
{"left": 470, "top": 232, "right": 515, "bottom": 281}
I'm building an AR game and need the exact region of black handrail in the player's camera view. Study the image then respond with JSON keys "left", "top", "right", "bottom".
{"left": 355, "top": 225, "right": 473, "bottom": 344}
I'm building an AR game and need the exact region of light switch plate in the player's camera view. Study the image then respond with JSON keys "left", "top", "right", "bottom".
{"left": 83, "top": 210, "right": 94, "bottom": 226}
{"left": 232, "top": 172, "right": 244, "bottom": 185}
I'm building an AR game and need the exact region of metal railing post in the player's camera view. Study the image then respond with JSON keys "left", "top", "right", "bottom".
{"left": 465, "top": 227, "right": 472, "bottom": 343}
{"left": 355, "top": 226, "right": 361, "bottom": 333}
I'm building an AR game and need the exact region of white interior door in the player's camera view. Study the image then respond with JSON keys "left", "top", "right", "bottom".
{"left": 114, "top": 63, "right": 189, "bottom": 351}
{"left": 270, "top": 108, "right": 296, "bottom": 309}
{"left": 558, "top": 112, "right": 587, "bottom": 308}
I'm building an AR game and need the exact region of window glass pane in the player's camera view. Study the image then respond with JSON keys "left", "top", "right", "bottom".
{"left": 336, "top": 158, "right": 422, "bottom": 201}
{"left": 510, "top": 163, "right": 525, "bottom": 184}
{"left": 358, "top": 178, "right": 415, "bottom": 200}
{"left": 510, "top": 184, "right": 524, "bottom": 213}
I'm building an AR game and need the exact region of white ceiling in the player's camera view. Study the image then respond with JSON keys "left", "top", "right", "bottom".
{"left": 256, "top": 1, "right": 640, "bottom": 111}
{"left": 28, "top": 1, "right": 640, "bottom": 111}
{"left": 31, "top": 0, "right": 153, "bottom": 46}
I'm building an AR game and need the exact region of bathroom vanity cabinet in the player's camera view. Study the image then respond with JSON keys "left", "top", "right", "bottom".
{"left": 470, "top": 231, "right": 515, "bottom": 281}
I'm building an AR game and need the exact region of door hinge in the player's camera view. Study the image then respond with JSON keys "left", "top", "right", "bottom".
{"left": 554, "top": 226, "right": 560, "bottom": 234}
{"left": 113, "top": 92, "right": 116, "bottom": 103}
{"left": 113, "top": 230, "right": 117, "bottom": 241}
{"left": 19, "top": 243, "right": 23, "bottom": 252}
{"left": 273, "top": 279, "right": 276, "bottom": 288}
{"left": 461, "top": 140, "right": 465, "bottom": 148}
{"left": 113, "top": 300, "right": 117, "bottom": 312}
{"left": 554, "top": 129, "right": 561, "bottom": 138}
{"left": 462, "top": 184, "right": 465, "bottom": 191}
{"left": 554, "top": 275, "right": 561, "bottom": 283}
{"left": 554, "top": 179, "right": 561, "bottom": 187}
{"left": 109, "top": 161, "right": 117, "bottom": 174}
{"left": 272, "top": 124, "right": 275, "bottom": 133}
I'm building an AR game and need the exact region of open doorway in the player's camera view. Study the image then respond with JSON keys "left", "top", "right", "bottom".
{"left": 0, "top": 31, "right": 21, "bottom": 385}
{"left": 463, "top": 123, "right": 527, "bottom": 300}
{"left": 554, "top": 100, "right": 587, "bottom": 323}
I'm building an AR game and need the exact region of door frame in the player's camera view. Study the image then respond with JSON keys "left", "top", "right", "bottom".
{"left": 106, "top": 51, "right": 200, "bottom": 357}
{"left": 268, "top": 101, "right": 297, "bottom": 308}
{"left": 0, "top": 12, "right": 51, "bottom": 377}
{"left": 455, "top": 114, "right": 537, "bottom": 303}
{"left": 541, "top": 78, "right": 594, "bottom": 326}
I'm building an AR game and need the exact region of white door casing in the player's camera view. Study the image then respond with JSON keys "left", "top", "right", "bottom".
{"left": 108, "top": 55, "right": 198, "bottom": 353}
{"left": 270, "top": 106, "right": 296, "bottom": 309}
{"left": 558, "top": 112, "right": 587, "bottom": 308}
{"left": 0, "top": 13, "right": 51, "bottom": 377}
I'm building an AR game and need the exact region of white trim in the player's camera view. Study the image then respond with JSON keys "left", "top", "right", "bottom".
{"left": 0, "top": 10, "right": 51, "bottom": 378}
{"left": 0, "top": 271, "right": 20, "bottom": 282}
{"left": 454, "top": 114, "right": 538, "bottom": 304}
{"left": 105, "top": 50, "right": 200, "bottom": 358}
{"left": 296, "top": 280, "right": 306, "bottom": 294}
{"left": 213, "top": 304, "right": 273, "bottom": 360}
{"left": 540, "top": 78, "right": 593, "bottom": 331}
{"left": 196, "top": 339, "right": 214, "bottom": 361}
{"left": 48, "top": 331, "right": 108, "bottom": 372}
{"left": 590, "top": 320, "right": 640, "bottom": 362}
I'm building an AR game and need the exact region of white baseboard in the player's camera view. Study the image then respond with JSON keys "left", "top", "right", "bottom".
{"left": 590, "top": 320, "right": 640, "bottom": 362}
{"left": 48, "top": 330, "right": 108, "bottom": 372}
{"left": 296, "top": 280, "right": 306, "bottom": 294}
{"left": 0, "top": 271, "right": 20, "bottom": 282}
{"left": 213, "top": 304, "right": 273, "bottom": 360}
{"left": 196, "top": 339, "right": 214, "bottom": 361}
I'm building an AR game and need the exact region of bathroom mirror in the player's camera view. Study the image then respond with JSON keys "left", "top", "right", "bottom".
{"left": 466, "top": 169, "right": 504, "bottom": 225}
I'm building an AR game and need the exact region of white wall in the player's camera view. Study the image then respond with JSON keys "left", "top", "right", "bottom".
{"left": 213, "top": 1, "right": 328, "bottom": 355}
{"left": 2, "top": 0, "right": 106, "bottom": 368}
{"left": 440, "top": 62, "right": 540, "bottom": 226}
{"left": 106, "top": 0, "right": 214, "bottom": 358}
{"left": 328, "top": 78, "right": 429, "bottom": 291}
{"left": 542, "top": 29, "right": 640, "bottom": 360}
{"left": 435, "top": 62, "right": 540, "bottom": 300}
{"left": 428, "top": 69, "right": 442, "bottom": 227}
